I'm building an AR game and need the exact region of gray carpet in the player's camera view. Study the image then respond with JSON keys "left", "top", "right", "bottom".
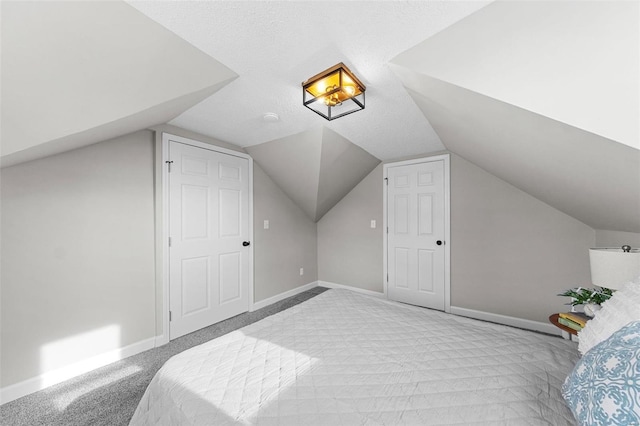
{"left": 0, "top": 287, "right": 328, "bottom": 426}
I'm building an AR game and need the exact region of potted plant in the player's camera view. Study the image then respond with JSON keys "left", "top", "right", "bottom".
{"left": 558, "top": 287, "right": 613, "bottom": 317}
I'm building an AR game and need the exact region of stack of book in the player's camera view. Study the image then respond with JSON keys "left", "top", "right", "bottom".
{"left": 558, "top": 312, "right": 589, "bottom": 332}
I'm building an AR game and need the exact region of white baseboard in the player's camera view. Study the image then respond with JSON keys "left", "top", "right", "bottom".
{"left": 250, "top": 281, "right": 318, "bottom": 312}
{"left": 318, "top": 281, "right": 386, "bottom": 298}
{"left": 316, "top": 285, "right": 552, "bottom": 337}
{"left": 0, "top": 336, "right": 156, "bottom": 405}
{"left": 155, "top": 334, "right": 169, "bottom": 347}
{"left": 450, "top": 306, "right": 561, "bottom": 336}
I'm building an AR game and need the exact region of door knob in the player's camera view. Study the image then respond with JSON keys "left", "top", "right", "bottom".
{"left": 242, "top": 241, "right": 251, "bottom": 247}
{"left": 436, "top": 240, "right": 443, "bottom": 246}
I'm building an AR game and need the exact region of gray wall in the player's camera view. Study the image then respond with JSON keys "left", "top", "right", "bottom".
{"left": 1, "top": 125, "right": 321, "bottom": 388}
{"left": 318, "top": 165, "right": 384, "bottom": 292}
{"left": 253, "top": 164, "right": 318, "bottom": 301}
{"left": 1, "top": 122, "right": 607, "bottom": 389}
{"left": 1, "top": 131, "right": 156, "bottom": 387}
{"left": 154, "top": 124, "right": 319, "bottom": 303}
{"left": 595, "top": 230, "right": 640, "bottom": 248}
{"left": 317, "top": 153, "right": 596, "bottom": 323}
{"left": 450, "top": 154, "right": 595, "bottom": 322}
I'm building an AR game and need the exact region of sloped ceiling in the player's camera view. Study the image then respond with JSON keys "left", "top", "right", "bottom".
{"left": 390, "top": 0, "right": 640, "bottom": 232}
{"left": 125, "top": 1, "right": 488, "bottom": 222}
{"left": 1, "top": 1, "right": 490, "bottom": 224}
{"left": 246, "top": 127, "right": 380, "bottom": 222}
{"left": 398, "top": 75, "right": 640, "bottom": 232}
{"left": 4, "top": 1, "right": 636, "bottom": 234}
{"left": 128, "top": 1, "right": 491, "bottom": 160}
{"left": 1, "top": 1, "right": 237, "bottom": 167}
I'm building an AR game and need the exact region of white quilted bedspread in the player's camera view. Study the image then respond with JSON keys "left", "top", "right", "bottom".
{"left": 130, "top": 289, "right": 579, "bottom": 425}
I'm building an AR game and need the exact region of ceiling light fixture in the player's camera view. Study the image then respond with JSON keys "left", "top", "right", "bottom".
{"left": 302, "top": 62, "right": 366, "bottom": 121}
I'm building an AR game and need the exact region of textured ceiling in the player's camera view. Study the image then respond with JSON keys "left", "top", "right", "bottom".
{"left": 127, "top": 1, "right": 490, "bottom": 161}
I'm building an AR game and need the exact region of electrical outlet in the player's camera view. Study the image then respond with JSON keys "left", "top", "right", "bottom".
{"left": 370, "top": 220, "right": 376, "bottom": 228}
{"left": 299, "top": 268, "right": 304, "bottom": 276}
{"left": 264, "top": 220, "right": 269, "bottom": 229}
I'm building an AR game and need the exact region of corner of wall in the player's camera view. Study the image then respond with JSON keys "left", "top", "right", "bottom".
{"left": 253, "top": 164, "right": 318, "bottom": 302}
{"left": 317, "top": 164, "right": 384, "bottom": 293}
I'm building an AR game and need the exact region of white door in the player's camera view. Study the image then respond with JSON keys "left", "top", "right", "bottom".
{"left": 169, "top": 141, "right": 250, "bottom": 339}
{"left": 386, "top": 158, "right": 448, "bottom": 311}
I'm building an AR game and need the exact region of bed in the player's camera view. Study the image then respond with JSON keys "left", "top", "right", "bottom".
{"left": 130, "top": 289, "right": 579, "bottom": 425}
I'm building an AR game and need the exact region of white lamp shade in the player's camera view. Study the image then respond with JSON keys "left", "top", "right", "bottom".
{"left": 589, "top": 247, "right": 640, "bottom": 289}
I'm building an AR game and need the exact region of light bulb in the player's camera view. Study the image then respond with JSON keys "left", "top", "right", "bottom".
{"left": 323, "top": 85, "right": 341, "bottom": 106}
{"left": 343, "top": 85, "right": 356, "bottom": 97}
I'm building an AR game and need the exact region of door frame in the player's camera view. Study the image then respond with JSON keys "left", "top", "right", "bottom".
{"left": 158, "top": 132, "right": 254, "bottom": 344}
{"left": 382, "top": 154, "right": 451, "bottom": 313}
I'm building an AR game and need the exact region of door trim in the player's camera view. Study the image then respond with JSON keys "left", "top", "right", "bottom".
{"left": 382, "top": 154, "right": 450, "bottom": 313}
{"left": 158, "top": 133, "right": 254, "bottom": 343}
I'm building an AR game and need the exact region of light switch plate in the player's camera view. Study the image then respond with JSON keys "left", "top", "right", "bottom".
{"left": 370, "top": 220, "right": 376, "bottom": 228}
{"left": 264, "top": 220, "right": 269, "bottom": 229}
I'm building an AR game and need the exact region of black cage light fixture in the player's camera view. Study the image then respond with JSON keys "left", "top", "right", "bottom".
{"left": 302, "top": 62, "right": 366, "bottom": 121}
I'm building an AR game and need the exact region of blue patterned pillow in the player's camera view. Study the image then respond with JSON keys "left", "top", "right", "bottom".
{"left": 562, "top": 320, "right": 640, "bottom": 425}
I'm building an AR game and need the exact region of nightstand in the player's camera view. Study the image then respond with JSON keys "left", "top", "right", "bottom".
{"left": 549, "top": 314, "right": 581, "bottom": 342}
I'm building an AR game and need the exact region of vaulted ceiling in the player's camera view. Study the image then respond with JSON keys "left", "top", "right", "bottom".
{"left": 246, "top": 127, "right": 380, "bottom": 222}
{"left": 389, "top": 0, "right": 639, "bottom": 232}
{"left": 127, "top": 0, "right": 489, "bottom": 160}
{"left": 1, "top": 1, "right": 237, "bottom": 167}
{"left": 2, "top": 1, "right": 637, "bottom": 230}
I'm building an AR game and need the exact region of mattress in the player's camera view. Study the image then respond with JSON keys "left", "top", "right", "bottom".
{"left": 130, "top": 289, "right": 579, "bottom": 425}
